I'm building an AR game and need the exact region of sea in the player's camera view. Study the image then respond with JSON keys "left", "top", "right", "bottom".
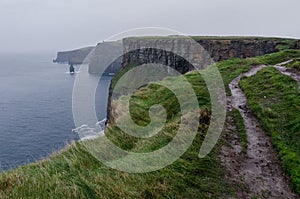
{"left": 0, "top": 52, "right": 112, "bottom": 171}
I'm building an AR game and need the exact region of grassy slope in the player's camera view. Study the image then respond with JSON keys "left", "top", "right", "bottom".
{"left": 240, "top": 67, "right": 300, "bottom": 193}
{"left": 286, "top": 59, "right": 300, "bottom": 71}
{"left": 1, "top": 50, "right": 300, "bottom": 198}
{"left": 0, "top": 71, "right": 234, "bottom": 198}
{"left": 217, "top": 50, "right": 300, "bottom": 94}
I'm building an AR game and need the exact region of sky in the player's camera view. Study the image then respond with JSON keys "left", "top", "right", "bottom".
{"left": 0, "top": 0, "right": 299, "bottom": 53}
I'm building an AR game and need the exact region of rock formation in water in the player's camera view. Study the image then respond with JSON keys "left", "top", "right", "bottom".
{"left": 69, "top": 64, "right": 75, "bottom": 73}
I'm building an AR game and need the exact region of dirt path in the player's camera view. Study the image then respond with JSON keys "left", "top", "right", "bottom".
{"left": 221, "top": 65, "right": 298, "bottom": 198}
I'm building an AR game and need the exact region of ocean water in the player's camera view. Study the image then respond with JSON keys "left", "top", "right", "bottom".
{"left": 0, "top": 53, "right": 111, "bottom": 171}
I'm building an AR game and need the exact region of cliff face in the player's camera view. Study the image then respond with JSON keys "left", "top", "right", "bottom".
{"left": 55, "top": 37, "right": 299, "bottom": 74}
{"left": 88, "top": 41, "right": 123, "bottom": 74}
{"left": 122, "top": 38, "right": 206, "bottom": 74}
{"left": 54, "top": 47, "right": 94, "bottom": 64}
{"left": 122, "top": 37, "right": 300, "bottom": 73}
{"left": 197, "top": 39, "right": 279, "bottom": 61}
{"left": 54, "top": 42, "right": 123, "bottom": 75}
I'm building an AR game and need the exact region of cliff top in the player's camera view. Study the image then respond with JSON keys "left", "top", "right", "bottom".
{"left": 4, "top": 50, "right": 300, "bottom": 198}
{"left": 123, "top": 35, "right": 298, "bottom": 41}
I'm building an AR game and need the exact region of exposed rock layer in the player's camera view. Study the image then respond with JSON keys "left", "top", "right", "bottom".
{"left": 122, "top": 37, "right": 299, "bottom": 73}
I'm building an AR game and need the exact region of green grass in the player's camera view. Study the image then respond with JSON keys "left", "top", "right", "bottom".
{"left": 214, "top": 50, "right": 300, "bottom": 95}
{"left": 1, "top": 49, "right": 300, "bottom": 198}
{"left": 286, "top": 59, "right": 300, "bottom": 71}
{"left": 240, "top": 67, "right": 300, "bottom": 193}
{"left": 216, "top": 57, "right": 262, "bottom": 94}
{"left": 0, "top": 69, "right": 234, "bottom": 198}
{"left": 0, "top": 139, "right": 233, "bottom": 198}
{"left": 258, "top": 50, "right": 300, "bottom": 65}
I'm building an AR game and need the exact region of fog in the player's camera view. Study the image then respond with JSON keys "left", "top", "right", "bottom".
{"left": 0, "top": 0, "right": 299, "bottom": 53}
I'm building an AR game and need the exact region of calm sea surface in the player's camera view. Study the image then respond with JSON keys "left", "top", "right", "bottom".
{"left": 0, "top": 53, "right": 111, "bottom": 171}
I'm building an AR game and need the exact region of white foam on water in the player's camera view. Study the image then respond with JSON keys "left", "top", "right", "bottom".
{"left": 73, "top": 118, "right": 107, "bottom": 141}
{"left": 64, "top": 71, "right": 80, "bottom": 74}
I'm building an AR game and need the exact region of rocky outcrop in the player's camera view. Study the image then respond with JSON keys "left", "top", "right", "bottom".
{"left": 291, "top": 40, "right": 300, "bottom": 49}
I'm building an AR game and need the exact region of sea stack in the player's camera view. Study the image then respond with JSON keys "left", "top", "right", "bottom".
{"left": 69, "top": 64, "right": 75, "bottom": 73}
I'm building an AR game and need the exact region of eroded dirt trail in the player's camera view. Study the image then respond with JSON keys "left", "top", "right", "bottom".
{"left": 222, "top": 65, "right": 298, "bottom": 198}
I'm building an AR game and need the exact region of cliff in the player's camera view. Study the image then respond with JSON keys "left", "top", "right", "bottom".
{"left": 53, "top": 47, "right": 94, "bottom": 64}
{"left": 122, "top": 37, "right": 300, "bottom": 74}
{"left": 54, "top": 42, "right": 123, "bottom": 75}
{"left": 54, "top": 37, "right": 299, "bottom": 75}
{"left": 88, "top": 41, "right": 123, "bottom": 74}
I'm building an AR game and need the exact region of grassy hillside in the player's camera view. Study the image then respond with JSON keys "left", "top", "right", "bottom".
{"left": 1, "top": 50, "right": 300, "bottom": 198}
{"left": 0, "top": 72, "right": 235, "bottom": 198}
{"left": 286, "top": 59, "right": 300, "bottom": 71}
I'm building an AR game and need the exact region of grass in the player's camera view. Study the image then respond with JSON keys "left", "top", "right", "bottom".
{"left": 286, "top": 59, "right": 300, "bottom": 71}
{"left": 240, "top": 67, "right": 300, "bottom": 193}
{"left": 258, "top": 50, "right": 300, "bottom": 65}
{"left": 215, "top": 50, "right": 300, "bottom": 95}
{"left": 0, "top": 140, "right": 233, "bottom": 198}
{"left": 216, "top": 57, "right": 262, "bottom": 94}
{"left": 216, "top": 50, "right": 300, "bottom": 194}
{"left": 1, "top": 49, "right": 300, "bottom": 198}
{"left": 0, "top": 69, "right": 234, "bottom": 198}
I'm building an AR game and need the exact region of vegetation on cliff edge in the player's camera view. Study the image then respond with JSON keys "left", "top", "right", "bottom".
{"left": 1, "top": 50, "right": 300, "bottom": 198}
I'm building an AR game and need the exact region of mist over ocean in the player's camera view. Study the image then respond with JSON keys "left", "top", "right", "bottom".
{"left": 0, "top": 53, "right": 111, "bottom": 171}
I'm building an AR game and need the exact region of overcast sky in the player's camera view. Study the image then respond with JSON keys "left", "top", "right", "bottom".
{"left": 0, "top": 0, "right": 299, "bottom": 53}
